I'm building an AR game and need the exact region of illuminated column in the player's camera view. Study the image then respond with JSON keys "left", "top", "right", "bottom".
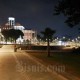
{"left": 8, "top": 17, "right": 15, "bottom": 29}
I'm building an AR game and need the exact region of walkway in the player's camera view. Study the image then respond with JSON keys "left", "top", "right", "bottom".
{"left": 0, "top": 45, "right": 68, "bottom": 80}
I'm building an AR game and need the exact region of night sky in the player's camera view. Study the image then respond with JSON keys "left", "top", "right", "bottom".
{"left": 0, "top": 0, "right": 79, "bottom": 38}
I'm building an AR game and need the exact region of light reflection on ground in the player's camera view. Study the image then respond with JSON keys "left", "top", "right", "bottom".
{"left": 0, "top": 45, "right": 14, "bottom": 52}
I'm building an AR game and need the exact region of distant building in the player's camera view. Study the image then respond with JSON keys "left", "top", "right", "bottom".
{"left": 0, "top": 17, "right": 37, "bottom": 43}
{"left": 1, "top": 22, "right": 12, "bottom": 31}
{"left": 1, "top": 17, "right": 15, "bottom": 31}
{"left": 23, "top": 29, "right": 37, "bottom": 41}
{"left": 14, "top": 23, "right": 25, "bottom": 30}
{"left": 8, "top": 17, "right": 15, "bottom": 27}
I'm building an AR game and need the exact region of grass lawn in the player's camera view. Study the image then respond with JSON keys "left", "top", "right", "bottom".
{"left": 27, "top": 51, "right": 80, "bottom": 78}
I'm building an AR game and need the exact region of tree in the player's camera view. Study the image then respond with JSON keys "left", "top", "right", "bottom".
{"left": 8, "top": 29, "right": 24, "bottom": 43}
{"left": 1, "top": 30, "right": 9, "bottom": 43}
{"left": 37, "top": 34, "right": 42, "bottom": 44}
{"left": 2, "top": 29, "right": 24, "bottom": 43}
{"left": 1, "top": 29, "right": 24, "bottom": 52}
{"left": 54, "top": 0, "right": 80, "bottom": 27}
{"left": 37, "top": 34, "right": 42, "bottom": 40}
{"left": 41, "top": 27, "right": 56, "bottom": 57}
{"left": 8, "top": 29, "right": 24, "bottom": 52}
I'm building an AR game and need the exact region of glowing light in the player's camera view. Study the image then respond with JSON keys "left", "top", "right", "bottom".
{"left": 16, "top": 36, "right": 23, "bottom": 44}
{"left": 57, "top": 41, "right": 62, "bottom": 45}
{"left": 8, "top": 17, "right": 15, "bottom": 20}
{"left": 14, "top": 26, "right": 25, "bottom": 30}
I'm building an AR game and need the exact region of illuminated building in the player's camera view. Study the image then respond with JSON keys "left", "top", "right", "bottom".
{"left": 1, "top": 22, "right": 12, "bottom": 31}
{"left": 8, "top": 17, "right": 15, "bottom": 28}
{"left": 14, "top": 23, "right": 25, "bottom": 30}
{"left": 23, "top": 29, "right": 37, "bottom": 41}
{"left": 0, "top": 17, "right": 37, "bottom": 43}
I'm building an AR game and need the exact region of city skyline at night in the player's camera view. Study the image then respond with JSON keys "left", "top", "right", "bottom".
{"left": 0, "top": 1, "right": 80, "bottom": 80}
{"left": 0, "top": 0, "right": 80, "bottom": 38}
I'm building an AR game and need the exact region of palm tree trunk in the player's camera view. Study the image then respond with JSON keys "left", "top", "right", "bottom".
{"left": 47, "top": 38, "right": 50, "bottom": 57}
{"left": 14, "top": 39, "right": 17, "bottom": 52}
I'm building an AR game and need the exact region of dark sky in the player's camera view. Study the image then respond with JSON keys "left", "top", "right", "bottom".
{"left": 0, "top": 0, "right": 79, "bottom": 38}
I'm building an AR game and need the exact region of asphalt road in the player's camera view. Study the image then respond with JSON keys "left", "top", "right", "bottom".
{"left": 0, "top": 45, "right": 68, "bottom": 80}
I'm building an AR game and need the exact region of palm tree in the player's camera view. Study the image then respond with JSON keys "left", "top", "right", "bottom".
{"left": 41, "top": 27, "right": 56, "bottom": 57}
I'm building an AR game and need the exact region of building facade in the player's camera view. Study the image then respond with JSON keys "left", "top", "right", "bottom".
{"left": 0, "top": 17, "right": 37, "bottom": 43}
{"left": 23, "top": 30, "right": 37, "bottom": 40}
{"left": 1, "top": 17, "right": 15, "bottom": 31}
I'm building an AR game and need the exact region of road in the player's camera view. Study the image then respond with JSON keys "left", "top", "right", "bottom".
{"left": 0, "top": 45, "right": 69, "bottom": 80}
